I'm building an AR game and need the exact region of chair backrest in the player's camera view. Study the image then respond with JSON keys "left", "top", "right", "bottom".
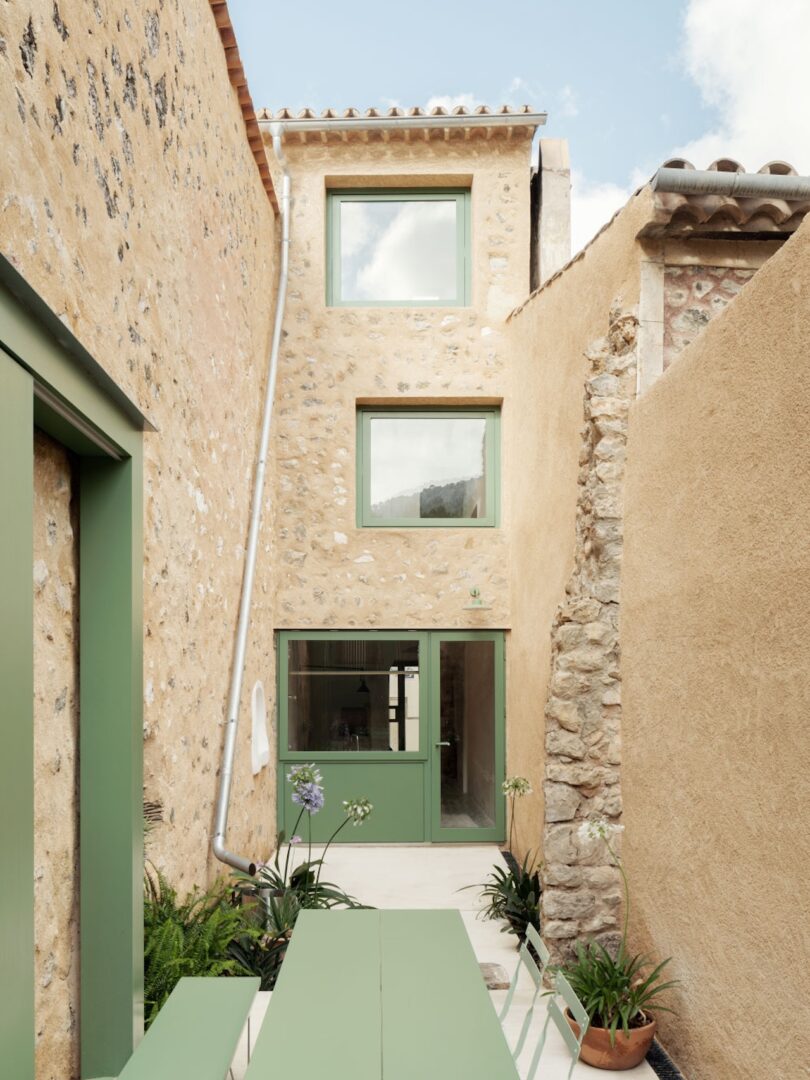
{"left": 497, "top": 925, "right": 550, "bottom": 1064}
{"left": 525, "top": 970, "right": 590, "bottom": 1080}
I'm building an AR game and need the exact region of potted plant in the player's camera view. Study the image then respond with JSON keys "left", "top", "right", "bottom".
{"left": 558, "top": 817, "right": 678, "bottom": 1070}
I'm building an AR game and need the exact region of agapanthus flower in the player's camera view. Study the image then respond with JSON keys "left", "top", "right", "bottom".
{"left": 343, "top": 797, "right": 373, "bottom": 826}
{"left": 578, "top": 815, "right": 624, "bottom": 844}
{"left": 289, "top": 835, "right": 302, "bottom": 845}
{"left": 292, "top": 781, "right": 324, "bottom": 814}
{"left": 502, "top": 776, "right": 532, "bottom": 798}
{"left": 286, "top": 763, "right": 323, "bottom": 788}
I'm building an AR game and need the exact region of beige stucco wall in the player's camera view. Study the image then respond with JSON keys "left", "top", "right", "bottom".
{"left": 621, "top": 220, "right": 810, "bottom": 1078}
{"left": 33, "top": 433, "right": 79, "bottom": 1080}
{"left": 505, "top": 190, "right": 651, "bottom": 856}
{"left": 2, "top": 2, "right": 278, "bottom": 1069}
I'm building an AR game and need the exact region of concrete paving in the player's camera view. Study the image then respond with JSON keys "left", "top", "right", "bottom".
{"left": 230, "top": 844, "right": 657, "bottom": 1079}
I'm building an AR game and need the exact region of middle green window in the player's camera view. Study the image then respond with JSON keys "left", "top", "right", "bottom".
{"left": 357, "top": 407, "right": 500, "bottom": 527}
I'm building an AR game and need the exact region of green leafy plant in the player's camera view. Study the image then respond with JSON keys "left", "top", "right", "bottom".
{"left": 470, "top": 852, "right": 541, "bottom": 940}
{"left": 143, "top": 865, "right": 246, "bottom": 1027}
{"left": 556, "top": 817, "right": 679, "bottom": 1044}
{"left": 229, "top": 775, "right": 374, "bottom": 990}
{"left": 561, "top": 940, "right": 677, "bottom": 1043}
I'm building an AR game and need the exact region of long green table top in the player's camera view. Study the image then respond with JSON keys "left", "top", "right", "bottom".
{"left": 245, "top": 909, "right": 518, "bottom": 1079}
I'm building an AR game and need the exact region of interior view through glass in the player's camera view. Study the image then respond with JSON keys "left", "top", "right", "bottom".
{"left": 438, "top": 639, "right": 496, "bottom": 828}
{"left": 287, "top": 639, "right": 420, "bottom": 752}
{"left": 368, "top": 415, "right": 487, "bottom": 520}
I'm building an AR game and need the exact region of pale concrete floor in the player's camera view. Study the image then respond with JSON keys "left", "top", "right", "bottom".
{"left": 230, "top": 844, "right": 657, "bottom": 1079}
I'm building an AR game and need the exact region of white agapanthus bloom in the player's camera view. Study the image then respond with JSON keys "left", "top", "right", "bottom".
{"left": 578, "top": 815, "right": 624, "bottom": 843}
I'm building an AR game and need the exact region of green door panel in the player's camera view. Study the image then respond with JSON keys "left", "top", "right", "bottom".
{"left": 279, "top": 761, "right": 425, "bottom": 843}
{"left": 0, "top": 353, "right": 34, "bottom": 1080}
{"left": 277, "top": 630, "right": 506, "bottom": 845}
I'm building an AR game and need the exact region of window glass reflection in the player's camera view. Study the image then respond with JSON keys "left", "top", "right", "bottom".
{"left": 369, "top": 417, "right": 487, "bottom": 521}
{"left": 339, "top": 199, "right": 458, "bottom": 302}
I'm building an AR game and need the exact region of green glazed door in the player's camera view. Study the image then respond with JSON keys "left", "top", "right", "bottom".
{"left": 277, "top": 630, "right": 505, "bottom": 843}
{"left": 430, "top": 632, "right": 505, "bottom": 843}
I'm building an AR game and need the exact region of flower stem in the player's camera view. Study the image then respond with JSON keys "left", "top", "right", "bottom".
{"left": 508, "top": 794, "right": 516, "bottom": 854}
{"left": 283, "top": 806, "right": 306, "bottom": 885}
{"left": 605, "top": 838, "right": 630, "bottom": 957}
{"left": 315, "top": 817, "right": 350, "bottom": 891}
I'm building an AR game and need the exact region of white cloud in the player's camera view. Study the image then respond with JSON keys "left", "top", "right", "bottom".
{"left": 570, "top": 171, "right": 634, "bottom": 256}
{"left": 572, "top": 0, "right": 810, "bottom": 251}
{"left": 559, "top": 85, "right": 579, "bottom": 119}
{"left": 424, "top": 92, "right": 477, "bottom": 113}
{"left": 677, "top": 0, "right": 810, "bottom": 172}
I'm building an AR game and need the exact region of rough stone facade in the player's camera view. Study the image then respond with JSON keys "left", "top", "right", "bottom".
{"left": 663, "top": 264, "right": 756, "bottom": 369}
{"left": 269, "top": 132, "right": 534, "bottom": 636}
{"left": 541, "top": 307, "right": 638, "bottom": 962}
{"left": 32, "top": 433, "right": 79, "bottom": 1080}
{"left": 2, "top": 2, "right": 278, "bottom": 1073}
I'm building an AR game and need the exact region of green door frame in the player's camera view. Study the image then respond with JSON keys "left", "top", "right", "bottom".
{"left": 0, "top": 257, "right": 149, "bottom": 1080}
{"left": 429, "top": 630, "right": 506, "bottom": 843}
{"left": 276, "top": 629, "right": 505, "bottom": 844}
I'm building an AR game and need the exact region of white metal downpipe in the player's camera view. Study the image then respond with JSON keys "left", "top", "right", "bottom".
{"left": 213, "top": 127, "right": 291, "bottom": 875}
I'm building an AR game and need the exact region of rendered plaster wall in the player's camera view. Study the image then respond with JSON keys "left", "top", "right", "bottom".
{"left": 621, "top": 221, "right": 810, "bottom": 1078}
{"left": 33, "top": 433, "right": 79, "bottom": 1080}
{"left": 269, "top": 133, "right": 535, "bottom": 640}
{"left": 1, "top": 0, "right": 278, "bottom": 952}
{"left": 504, "top": 189, "right": 651, "bottom": 858}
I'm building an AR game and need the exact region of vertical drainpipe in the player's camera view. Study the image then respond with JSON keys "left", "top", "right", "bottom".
{"left": 212, "top": 127, "right": 291, "bottom": 875}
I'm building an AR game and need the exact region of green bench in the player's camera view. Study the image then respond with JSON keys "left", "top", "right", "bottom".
{"left": 90, "top": 976, "right": 259, "bottom": 1080}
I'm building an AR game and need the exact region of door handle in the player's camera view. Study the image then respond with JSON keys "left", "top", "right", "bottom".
{"left": 435, "top": 741, "right": 451, "bottom": 748}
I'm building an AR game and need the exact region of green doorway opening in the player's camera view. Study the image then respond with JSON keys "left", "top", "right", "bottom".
{"left": 277, "top": 631, "right": 505, "bottom": 843}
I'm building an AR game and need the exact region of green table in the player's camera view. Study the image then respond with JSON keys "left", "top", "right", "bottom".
{"left": 245, "top": 909, "right": 519, "bottom": 1079}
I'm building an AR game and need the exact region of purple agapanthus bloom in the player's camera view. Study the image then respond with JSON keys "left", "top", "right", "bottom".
{"left": 292, "top": 781, "right": 324, "bottom": 814}
{"left": 289, "top": 835, "right": 302, "bottom": 845}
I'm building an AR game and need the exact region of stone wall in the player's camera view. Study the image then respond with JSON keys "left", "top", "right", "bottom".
{"left": 268, "top": 133, "right": 535, "bottom": 638}
{"left": 540, "top": 308, "right": 637, "bottom": 962}
{"left": 505, "top": 190, "right": 651, "bottom": 857}
{"left": 663, "top": 264, "right": 756, "bottom": 369}
{"left": 2, "top": 2, "right": 278, "bottom": 1072}
{"left": 33, "top": 433, "right": 79, "bottom": 1080}
{"left": 621, "top": 221, "right": 810, "bottom": 1078}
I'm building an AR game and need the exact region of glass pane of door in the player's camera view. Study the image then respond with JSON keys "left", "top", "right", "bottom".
{"left": 287, "top": 637, "right": 420, "bottom": 753}
{"left": 436, "top": 638, "right": 498, "bottom": 831}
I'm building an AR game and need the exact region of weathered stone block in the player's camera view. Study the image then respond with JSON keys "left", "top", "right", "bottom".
{"left": 543, "top": 889, "right": 596, "bottom": 920}
{"left": 544, "top": 781, "right": 581, "bottom": 821}
{"left": 543, "top": 919, "right": 580, "bottom": 940}
{"left": 546, "top": 730, "right": 586, "bottom": 761}
{"left": 544, "top": 863, "right": 583, "bottom": 887}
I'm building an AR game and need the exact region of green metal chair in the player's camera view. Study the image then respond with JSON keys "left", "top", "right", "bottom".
{"left": 525, "top": 970, "right": 590, "bottom": 1080}
{"left": 498, "top": 923, "right": 550, "bottom": 1067}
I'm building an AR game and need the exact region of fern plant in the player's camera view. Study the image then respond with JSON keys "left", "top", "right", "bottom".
{"left": 143, "top": 865, "right": 246, "bottom": 1026}
{"left": 469, "top": 853, "right": 541, "bottom": 940}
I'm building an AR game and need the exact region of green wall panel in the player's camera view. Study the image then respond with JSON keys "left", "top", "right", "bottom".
{"left": 80, "top": 455, "right": 144, "bottom": 1078}
{"left": 279, "top": 762, "right": 426, "bottom": 843}
{"left": 0, "top": 352, "right": 35, "bottom": 1080}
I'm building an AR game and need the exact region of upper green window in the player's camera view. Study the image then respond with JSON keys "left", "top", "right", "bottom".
{"left": 327, "top": 190, "right": 471, "bottom": 306}
{"left": 357, "top": 407, "right": 499, "bottom": 527}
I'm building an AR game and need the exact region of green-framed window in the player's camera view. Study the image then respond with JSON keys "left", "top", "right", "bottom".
{"left": 279, "top": 631, "right": 429, "bottom": 762}
{"left": 357, "top": 407, "right": 500, "bottom": 527}
{"left": 326, "top": 189, "right": 471, "bottom": 307}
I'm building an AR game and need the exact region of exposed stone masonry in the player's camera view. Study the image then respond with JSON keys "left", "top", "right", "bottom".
{"left": 541, "top": 306, "right": 638, "bottom": 963}
{"left": 664, "top": 264, "right": 756, "bottom": 370}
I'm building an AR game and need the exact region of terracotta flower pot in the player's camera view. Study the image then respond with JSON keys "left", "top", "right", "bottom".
{"left": 566, "top": 1010, "right": 657, "bottom": 1071}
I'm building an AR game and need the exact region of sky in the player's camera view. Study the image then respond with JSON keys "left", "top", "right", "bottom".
{"left": 229, "top": 0, "right": 810, "bottom": 253}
